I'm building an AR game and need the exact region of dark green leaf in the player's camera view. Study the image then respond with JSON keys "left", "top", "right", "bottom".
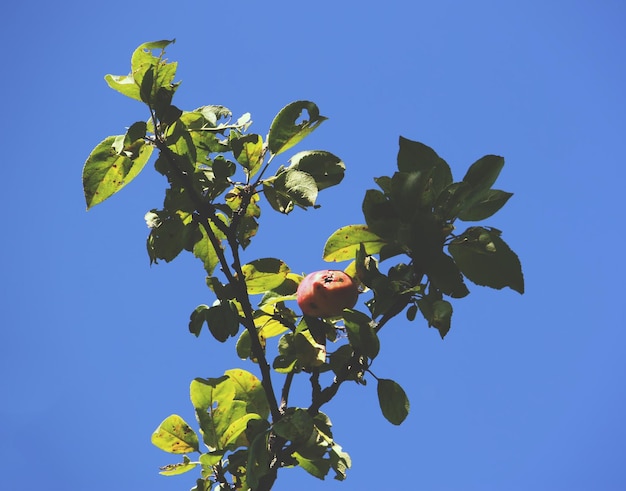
{"left": 449, "top": 227, "right": 524, "bottom": 293}
{"left": 342, "top": 309, "right": 380, "bottom": 359}
{"left": 362, "top": 189, "right": 401, "bottom": 241}
{"left": 293, "top": 453, "right": 332, "bottom": 480}
{"left": 205, "top": 302, "right": 241, "bottom": 342}
{"left": 273, "top": 408, "right": 315, "bottom": 443}
{"left": 458, "top": 189, "right": 513, "bottom": 221}
{"left": 426, "top": 252, "right": 470, "bottom": 299}
{"left": 406, "top": 304, "right": 418, "bottom": 321}
{"left": 463, "top": 154, "right": 504, "bottom": 193}
{"left": 247, "top": 431, "right": 270, "bottom": 489}
{"left": 189, "top": 305, "right": 210, "bottom": 337}
{"left": 377, "top": 379, "right": 409, "bottom": 425}
{"left": 267, "top": 101, "right": 327, "bottom": 156}
{"left": 397, "top": 137, "right": 451, "bottom": 179}
{"left": 145, "top": 211, "right": 194, "bottom": 264}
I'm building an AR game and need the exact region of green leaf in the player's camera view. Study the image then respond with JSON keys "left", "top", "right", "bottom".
{"left": 323, "top": 225, "right": 388, "bottom": 262}
{"left": 247, "top": 431, "right": 270, "bottom": 489}
{"left": 362, "top": 189, "right": 401, "bottom": 241}
{"left": 188, "top": 301, "right": 240, "bottom": 341}
{"left": 236, "top": 329, "right": 252, "bottom": 360}
{"left": 449, "top": 227, "right": 524, "bottom": 293}
{"left": 231, "top": 134, "right": 264, "bottom": 178}
{"left": 263, "top": 169, "right": 318, "bottom": 214}
{"left": 104, "top": 39, "right": 176, "bottom": 102}
{"left": 277, "top": 331, "right": 325, "bottom": 370}
{"left": 377, "top": 379, "right": 409, "bottom": 425}
{"left": 159, "top": 455, "right": 198, "bottom": 476}
{"left": 426, "top": 252, "right": 470, "bottom": 299}
{"left": 288, "top": 150, "right": 345, "bottom": 191}
{"left": 342, "top": 309, "right": 380, "bottom": 359}
{"left": 273, "top": 408, "right": 315, "bottom": 443}
{"left": 397, "top": 136, "right": 451, "bottom": 178}
{"left": 189, "top": 305, "right": 209, "bottom": 337}
{"left": 267, "top": 101, "right": 327, "bottom": 156}
{"left": 395, "top": 137, "right": 452, "bottom": 210}
{"left": 254, "top": 305, "right": 292, "bottom": 339}
{"left": 225, "top": 368, "right": 271, "bottom": 419}
{"left": 293, "top": 453, "right": 332, "bottom": 480}
{"left": 462, "top": 154, "right": 504, "bottom": 193}
{"left": 457, "top": 189, "right": 513, "bottom": 221}
{"left": 328, "top": 442, "right": 351, "bottom": 481}
{"left": 146, "top": 211, "right": 196, "bottom": 264}
{"left": 418, "top": 297, "right": 453, "bottom": 338}
{"left": 241, "top": 258, "right": 290, "bottom": 294}
{"left": 206, "top": 302, "right": 241, "bottom": 342}
{"left": 192, "top": 222, "right": 225, "bottom": 277}
{"left": 190, "top": 372, "right": 266, "bottom": 452}
{"left": 151, "top": 414, "right": 200, "bottom": 454}
{"left": 82, "top": 135, "right": 153, "bottom": 209}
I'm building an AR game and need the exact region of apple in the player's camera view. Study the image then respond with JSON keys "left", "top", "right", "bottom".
{"left": 297, "top": 270, "right": 359, "bottom": 318}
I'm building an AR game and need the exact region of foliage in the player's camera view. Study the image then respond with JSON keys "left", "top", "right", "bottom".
{"left": 82, "top": 40, "right": 524, "bottom": 491}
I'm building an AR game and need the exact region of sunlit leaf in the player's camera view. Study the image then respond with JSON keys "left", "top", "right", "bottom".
{"left": 225, "top": 368, "right": 270, "bottom": 419}
{"left": 231, "top": 134, "right": 264, "bottom": 178}
{"left": 323, "top": 225, "right": 388, "bottom": 262}
{"left": 242, "top": 258, "right": 290, "bottom": 294}
{"left": 267, "top": 101, "right": 327, "bottom": 156}
{"left": 151, "top": 414, "right": 200, "bottom": 454}
{"left": 159, "top": 456, "right": 198, "bottom": 476}
{"left": 288, "top": 150, "right": 345, "bottom": 190}
{"left": 82, "top": 135, "right": 153, "bottom": 209}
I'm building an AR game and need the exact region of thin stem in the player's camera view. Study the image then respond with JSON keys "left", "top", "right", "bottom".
{"left": 152, "top": 135, "right": 281, "bottom": 421}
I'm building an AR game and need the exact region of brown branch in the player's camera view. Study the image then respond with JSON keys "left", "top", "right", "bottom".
{"left": 153, "top": 138, "right": 281, "bottom": 421}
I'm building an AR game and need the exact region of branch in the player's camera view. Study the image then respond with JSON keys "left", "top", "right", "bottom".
{"left": 153, "top": 137, "right": 281, "bottom": 421}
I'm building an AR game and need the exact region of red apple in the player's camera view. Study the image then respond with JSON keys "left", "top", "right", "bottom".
{"left": 297, "top": 270, "right": 359, "bottom": 318}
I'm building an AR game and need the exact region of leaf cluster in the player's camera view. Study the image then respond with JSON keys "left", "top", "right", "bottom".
{"left": 324, "top": 137, "right": 524, "bottom": 338}
{"left": 83, "top": 41, "right": 523, "bottom": 491}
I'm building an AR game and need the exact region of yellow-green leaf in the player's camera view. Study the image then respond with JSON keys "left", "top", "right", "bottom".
{"left": 82, "top": 135, "right": 153, "bottom": 209}
{"left": 242, "top": 258, "right": 290, "bottom": 294}
{"left": 151, "top": 414, "right": 199, "bottom": 454}
{"left": 323, "top": 225, "right": 388, "bottom": 262}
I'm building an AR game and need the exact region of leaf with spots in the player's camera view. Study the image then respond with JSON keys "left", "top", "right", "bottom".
{"left": 190, "top": 370, "right": 269, "bottom": 452}
{"left": 323, "top": 225, "right": 389, "bottom": 262}
{"left": 151, "top": 414, "right": 200, "bottom": 454}
{"left": 82, "top": 134, "right": 153, "bottom": 210}
{"left": 241, "top": 258, "right": 290, "bottom": 294}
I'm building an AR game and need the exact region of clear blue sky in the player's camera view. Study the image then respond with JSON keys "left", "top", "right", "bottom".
{"left": 2, "top": 1, "right": 625, "bottom": 490}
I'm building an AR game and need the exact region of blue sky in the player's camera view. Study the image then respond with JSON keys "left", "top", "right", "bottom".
{"left": 2, "top": 1, "right": 625, "bottom": 490}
